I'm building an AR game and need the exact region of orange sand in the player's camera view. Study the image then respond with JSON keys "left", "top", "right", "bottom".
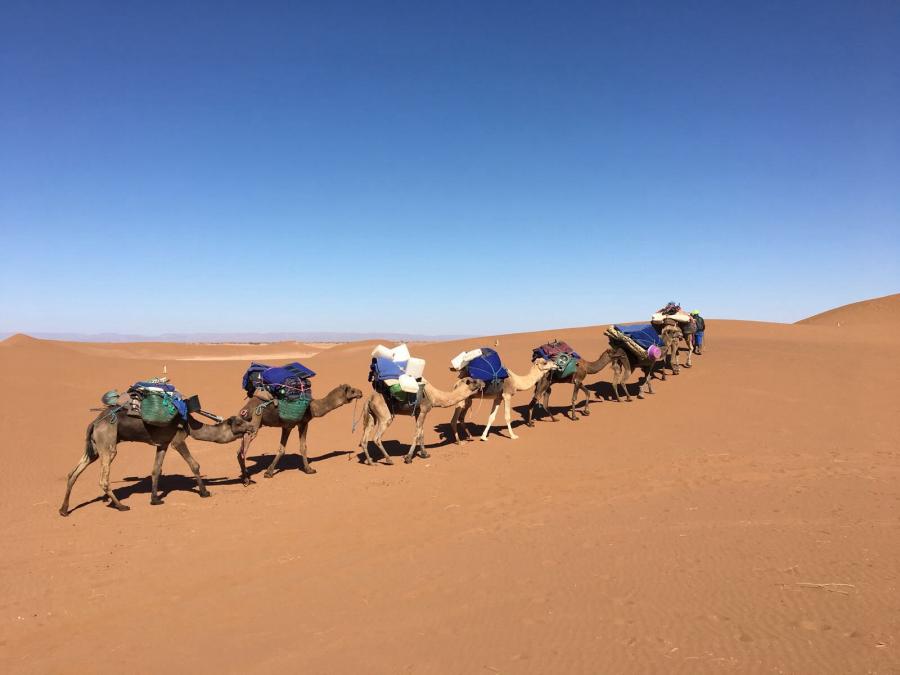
{"left": 1, "top": 295, "right": 898, "bottom": 673}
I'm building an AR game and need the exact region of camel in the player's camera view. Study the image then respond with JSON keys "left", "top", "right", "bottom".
{"left": 60, "top": 411, "right": 252, "bottom": 516}
{"left": 450, "top": 357, "right": 557, "bottom": 442}
{"left": 608, "top": 324, "right": 682, "bottom": 401}
{"left": 358, "top": 376, "right": 483, "bottom": 465}
{"left": 525, "top": 349, "right": 625, "bottom": 424}
{"left": 659, "top": 320, "right": 689, "bottom": 374}
{"left": 235, "top": 384, "right": 363, "bottom": 485}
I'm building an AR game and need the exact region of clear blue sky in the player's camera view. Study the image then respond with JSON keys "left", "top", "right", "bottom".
{"left": 2, "top": 0, "right": 898, "bottom": 335}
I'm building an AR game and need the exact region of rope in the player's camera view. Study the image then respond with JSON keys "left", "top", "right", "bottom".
{"left": 91, "top": 405, "right": 124, "bottom": 424}
{"left": 255, "top": 400, "right": 275, "bottom": 417}
{"left": 350, "top": 396, "right": 365, "bottom": 434}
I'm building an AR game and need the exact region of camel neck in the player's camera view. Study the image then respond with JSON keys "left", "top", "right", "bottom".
{"left": 310, "top": 387, "right": 347, "bottom": 417}
{"left": 425, "top": 382, "right": 468, "bottom": 408}
{"left": 509, "top": 365, "right": 545, "bottom": 390}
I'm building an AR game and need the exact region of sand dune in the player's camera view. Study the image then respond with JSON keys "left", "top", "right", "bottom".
{"left": 797, "top": 292, "right": 900, "bottom": 328}
{"left": 0, "top": 301, "right": 898, "bottom": 673}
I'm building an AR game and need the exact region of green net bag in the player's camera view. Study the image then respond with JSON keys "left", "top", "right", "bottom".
{"left": 140, "top": 393, "right": 178, "bottom": 425}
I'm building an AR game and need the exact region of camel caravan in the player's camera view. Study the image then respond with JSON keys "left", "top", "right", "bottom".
{"left": 60, "top": 303, "right": 706, "bottom": 516}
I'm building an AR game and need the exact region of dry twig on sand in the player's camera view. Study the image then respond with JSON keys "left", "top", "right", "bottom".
{"left": 795, "top": 582, "right": 856, "bottom": 595}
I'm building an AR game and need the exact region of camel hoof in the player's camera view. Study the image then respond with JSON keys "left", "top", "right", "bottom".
{"left": 525, "top": 421, "right": 534, "bottom": 428}
{"left": 199, "top": 491, "right": 211, "bottom": 498}
{"left": 480, "top": 437, "right": 489, "bottom": 442}
{"left": 263, "top": 471, "right": 274, "bottom": 479}
{"left": 242, "top": 478, "right": 251, "bottom": 487}
{"left": 149, "top": 498, "right": 163, "bottom": 506}
{"left": 403, "top": 456, "right": 413, "bottom": 464}
{"left": 364, "top": 459, "right": 374, "bottom": 466}
{"left": 302, "top": 467, "right": 317, "bottom": 475}
{"left": 116, "top": 504, "right": 131, "bottom": 512}
{"left": 418, "top": 450, "right": 430, "bottom": 459}
{"left": 384, "top": 459, "right": 394, "bottom": 466}
{"left": 59, "top": 508, "right": 69, "bottom": 517}
{"left": 510, "top": 434, "right": 519, "bottom": 440}
{"left": 582, "top": 409, "right": 590, "bottom": 416}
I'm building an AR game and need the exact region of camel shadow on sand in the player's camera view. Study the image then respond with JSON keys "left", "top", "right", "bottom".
{"left": 514, "top": 379, "right": 658, "bottom": 424}
{"left": 240, "top": 449, "right": 353, "bottom": 480}
{"left": 65, "top": 448, "right": 355, "bottom": 512}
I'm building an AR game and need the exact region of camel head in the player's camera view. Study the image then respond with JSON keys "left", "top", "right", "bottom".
{"left": 225, "top": 415, "right": 254, "bottom": 436}
{"left": 453, "top": 376, "right": 484, "bottom": 396}
{"left": 337, "top": 384, "right": 364, "bottom": 403}
{"left": 533, "top": 357, "right": 558, "bottom": 373}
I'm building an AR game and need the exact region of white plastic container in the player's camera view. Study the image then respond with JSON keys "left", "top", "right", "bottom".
{"left": 371, "top": 344, "right": 393, "bottom": 359}
{"left": 405, "top": 357, "right": 426, "bottom": 379}
{"left": 390, "top": 343, "right": 411, "bottom": 362}
{"left": 398, "top": 374, "right": 420, "bottom": 393}
{"left": 451, "top": 348, "right": 483, "bottom": 370}
{"left": 382, "top": 378, "right": 400, "bottom": 387}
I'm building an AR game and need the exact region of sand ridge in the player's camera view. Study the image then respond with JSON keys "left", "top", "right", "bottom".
{"left": 0, "top": 299, "right": 898, "bottom": 673}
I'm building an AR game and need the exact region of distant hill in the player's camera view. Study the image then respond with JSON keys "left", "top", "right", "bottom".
{"left": 0, "top": 330, "right": 469, "bottom": 344}
{"left": 796, "top": 293, "right": 900, "bottom": 328}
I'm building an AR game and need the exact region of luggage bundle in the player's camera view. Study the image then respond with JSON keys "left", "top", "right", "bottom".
{"left": 451, "top": 347, "right": 508, "bottom": 394}
{"left": 242, "top": 362, "right": 316, "bottom": 421}
{"left": 652, "top": 301, "right": 691, "bottom": 325}
{"left": 605, "top": 324, "right": 664, "bottom": 362}
{"left": 532, "top": 340, "right": 580, "bottom": 379}
{"left": 368, "top": 343, "right": 426, "bottom": 407}
{"left": 125, "top": 379, "right": 194, "bottom": 426}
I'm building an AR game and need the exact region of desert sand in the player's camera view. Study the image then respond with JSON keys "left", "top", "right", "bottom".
{"left": 1, "top": 296, "right": 898, "bottom": 673}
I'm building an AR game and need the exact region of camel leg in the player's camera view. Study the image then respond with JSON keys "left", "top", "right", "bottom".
{"left": 415, "top": 412, "right": 429, "bottom": 459}
{"left": 358, "top": 410, "right": 378, "bottom": 466}
{"left": 569, "top": 382, "right": 580, "bottom": 420}
{"left": 373, "top": 415, "right": 394, "bottom": 465}
{"left": 297, "top": 421, "right": 316, "bottom": 474}
{"left": 97, "top": 442, "right": 129, "bottom": 511}
{"left": 544, "top": 386, "right": 557, "bottom": 422}
{"left": 480, "top": 398, "right": 501, "bottom": 442}
{"left": 452, "top": 399, "right": 473, "bottom": 444}
{"left": 575, "top": 380, "right": 592, "bottom": 419}
{"left": 503, "top": 395, "right": 519, "bottom": 440}
{"left": 643, "top": 366, "right": 655, "bottom": 395}
{"left": 59, "top": 448, "right": 98, "bottom": 517}
{"left": 237, "top": 431, "right": 254, "bottom": 486}
{"left": 172, "top": 439, "right": 210, "bottom": 498}
{"left": 524, "top": 395, "right": 539, "bottom": 427}
{"left": 264, "top": 427, "right": 291, "bottom": 478}
{"left": 149, "top": 444, "right": 168, "bottom": 505}
{"left": 404, "top": 412, "right": 428, "bottom": 463}
{"left": 685, "top": 338, "right": 693, "bottom": 368}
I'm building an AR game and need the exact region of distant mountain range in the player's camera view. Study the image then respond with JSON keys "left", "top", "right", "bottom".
{"left": 0, "top": 331, "right": 470, "bottom": 344}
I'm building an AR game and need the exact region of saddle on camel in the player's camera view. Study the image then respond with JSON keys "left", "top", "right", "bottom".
{"left": 532, "top": 340, "right": 580, "bottom": 380}
{"left": 651, "top": 300, "right": 696, "bottom": 368}
{"left": 451, "top": 347, "right": 508, "bottom": 394}
{"left": 241, "top": 361, "right": 316, "bottom": 421}
{"left": 368, "top": 343, "right": 427, "bottom": 413}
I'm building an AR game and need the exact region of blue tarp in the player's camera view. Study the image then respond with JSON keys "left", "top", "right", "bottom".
{"left": 262, "top": 362, "right": 316, "bottom": 385}
{"left": 370, "top": 357, "right": 405, "bottom": 382}
{"left": 613, "top": 324, "right": 663, "bottom": 351}
{"left": 466, "top": 348, "right": 509, "bottom": 382}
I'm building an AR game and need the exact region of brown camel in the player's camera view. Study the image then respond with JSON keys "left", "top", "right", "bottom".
{"left": 450, "top": 358, "right": 557, "bottom": 442}
{"left": 658, "top": 320, "right": 688, "bottom": 374}
{"left": 235, "top": 384, "right": 363, "bottom": 485}
{"left": 525, "top": 349, "right": 624, "bottom": 424}
{"left": 608, "top": 324, "right": 681, "bottom": 401}
{"left": 59, "top": 411, "right": 252, "bottom": 516}
{"left": 358, "top": 377, "right": 483, "bottom": 465}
